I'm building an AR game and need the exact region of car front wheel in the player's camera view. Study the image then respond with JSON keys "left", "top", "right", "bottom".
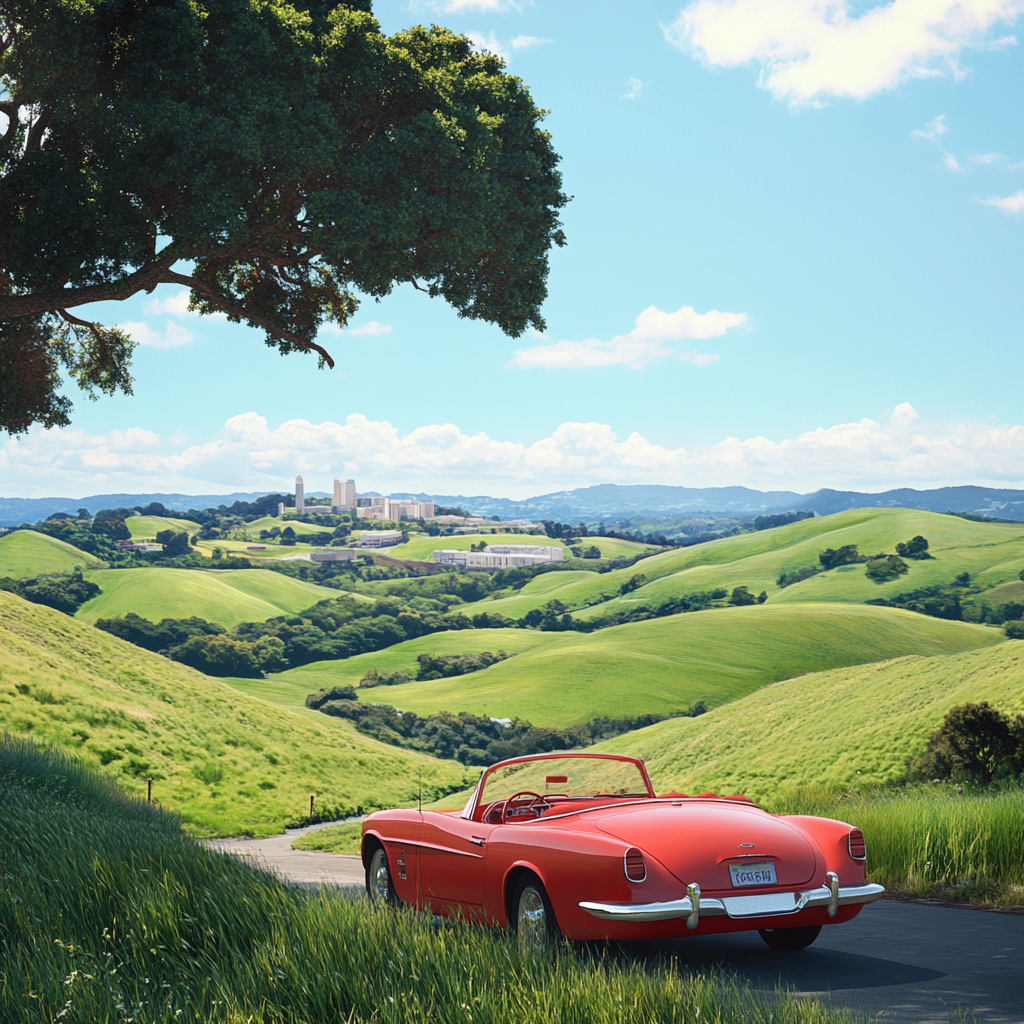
{"left": 512, "top": 876, "right": 558, "bottom": 952}
{"left": 758, "top": 925, "right": 821, "bottom": 951}
{"left": 365, "top": 844, "right": 400, "bottom": 906}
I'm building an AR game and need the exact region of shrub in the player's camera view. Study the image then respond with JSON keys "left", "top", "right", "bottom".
{"left": 305, "top": 685, "right": 359, "bottom": 709}
{"left": 1005, "top": 621, "right": 1024, "bottom": 640}
{"left": 155, "top": 528, "right": 191, "bottom": 556}
{"left": 14, "top": 568, "right": 101, "bottom": 614}
{"left": 619, "top": 573, "right": 646, "bottom": 595}
{"left": 776, "top": 565, "right": 820, "bottom": 588}
{"left": 415, "top": 650, "right": 511, "bottom": 680}
{"left": 818, "top": 545, "right": 866, "bottom": 571}
{"left": 865, "top": 554, "right": 909, "bottom": 583}
{"left": 895, "top": 535, "right": 931, "bottom": 560}
{"left": 908, "top": 702, "right": 1024, "bottom": 785}
{"left": 728, "top": 586, "right": 756, "bottom": 606}
{"left": 358, "top": 669, "right": 412, "bottom": 688}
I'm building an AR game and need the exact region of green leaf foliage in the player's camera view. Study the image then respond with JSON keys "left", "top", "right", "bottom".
{"left": 0, "top": 1, "right": 567, "bottom": 431}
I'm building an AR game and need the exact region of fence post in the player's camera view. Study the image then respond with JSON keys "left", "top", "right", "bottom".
{"left": 310, "top": 794, "right": 315, "bottom": 820}
{"left": 147, "top": 778, "right": 153, "bottom": 803}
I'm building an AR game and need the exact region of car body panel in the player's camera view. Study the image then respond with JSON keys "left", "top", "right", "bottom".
{"left": 361, "top": 753, "right": 883, "bottom": 941}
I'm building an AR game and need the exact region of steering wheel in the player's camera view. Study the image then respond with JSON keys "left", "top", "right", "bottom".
{"left": 483, "top": 790, "right": 548, "bottom": 824}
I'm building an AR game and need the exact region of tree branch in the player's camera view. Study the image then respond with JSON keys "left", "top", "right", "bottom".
{"left": 162, "top": 270, "right": 335, "bottom": 368}
{"left": 56, "top": 307, "right": 104, "bottom": 343}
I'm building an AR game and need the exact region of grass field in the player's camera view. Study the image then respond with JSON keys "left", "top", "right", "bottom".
{"left": 0, "top": 530, "right": 105, "bottom": 577}
{"left": 387, "top": 532, "right": 656, "bottom": 563}
{"left": 74, "top": 567, "right": 341, "bottom": 628}
{"left": 452, "top": 509, "right": 1024, "bottom": 621}
{"left": 591, "top": 641, "right": 1024, "bottom": 802}
{"left": 0, "top": 591, "right": 470, "bottom": 835}
{"left": 254, "top": 604, "right": 1001, "bottom": 728}
{"left": 778, "top": 784, "right": 1024, "bottom": 903}
{"left": 1, "top": 738, "right": 854, "bottom": 1024}
{"left": 126, "top": 514, "right": 196, "bottom": 540}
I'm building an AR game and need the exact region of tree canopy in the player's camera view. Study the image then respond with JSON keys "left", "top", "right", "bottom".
{"left": 0, "top": 0, "right": 566, "bottom": 432}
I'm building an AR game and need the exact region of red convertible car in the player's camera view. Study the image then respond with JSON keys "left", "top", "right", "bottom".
{"left": 361, "top": 752, "right": 883, "bottom": 950}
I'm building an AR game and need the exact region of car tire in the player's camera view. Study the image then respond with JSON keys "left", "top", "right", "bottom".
{"left": 758, "top": 925, "right": 821, "bottom": 951}
{"left": 365, "top": 843, "right": 401, "bottom": 906}
{"left": 511, "top": 875, "right": 559, "bottom": 952}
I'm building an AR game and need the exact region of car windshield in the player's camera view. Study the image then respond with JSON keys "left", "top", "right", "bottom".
{"left": 477, "top": 755, "right": 652, "bottom": 812}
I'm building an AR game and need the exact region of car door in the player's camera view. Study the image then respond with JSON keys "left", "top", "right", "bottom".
{"left": 417, "top": 812, "right": 495, "bottom": 919}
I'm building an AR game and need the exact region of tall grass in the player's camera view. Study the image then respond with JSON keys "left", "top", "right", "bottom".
{"left": 775, "top": 783, "right": 1024, "bottom": 902}
{"left": 0, "top": 734, "right": 861, "bottom": 1024}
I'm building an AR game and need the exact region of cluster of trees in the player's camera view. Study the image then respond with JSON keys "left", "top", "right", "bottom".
{"left": 728, "top": 586, "right": 767, "bottom": 606}
{"left": 306, "top": 699, "right": 707, "bottom": 766}
{"left": 0, "top": 569, "right": 100, "bottom": 614}
{"left": 895, "top": 535, "right": 931, "bottom": 559}
{"left": 908, "top": 702, "right": 1024, "bottom": 785}
{"left": 413, "top": 650, "right": 512, "bottom": 681}
{"left": 570, "top": 544, "right": 602, "bottom": 559}
{"left": 864, "top": 574, "right": 1022, "bottom": 633}
{"left": 94, "top": 611, "right": 225, "bottom": 650}
{"left": 776, "top": 565, "right": 820, "bottom": 588}
{"left": 751, "top": 511, "right": 814, "bottom": 531}
{"left": 777, "top": 537, "right": 933, "bottom": 588}
{"left": 864, "top": 554, "right": 909, "bottom": 583}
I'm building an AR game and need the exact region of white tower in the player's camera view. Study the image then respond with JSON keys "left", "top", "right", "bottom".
{"left": 332, "top": 478, "right": 342, "bottom": 511}
{"left": 295, "top": 475, "right": 304, "bottom": 514}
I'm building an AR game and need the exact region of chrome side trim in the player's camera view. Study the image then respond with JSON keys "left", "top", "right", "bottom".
{"left": 579, "top": 882, "right": 885, "bottom": 923}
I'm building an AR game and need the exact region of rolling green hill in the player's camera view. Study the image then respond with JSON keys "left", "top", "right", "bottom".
{"left": 0, "top": 591, "right": 470, "bottom": 835}
{"left": 74, "top": 567, "right": 343, "bottom": 628}
{"left": 126, "top": 515, "right": 196, "bottom": 540}
{"left": 0, "top": 530, "right": 105, "bottom": 578}
{"left": 243, "top": 515, "right": 332, "bottom": 535}
{"left": 452, "top": 509, "right": 1023, "bottom": 621}
{"left": 252, "top": 603, "right": 1002, "bottom": 728}
{"left": 591, "top": 641, "right": 1024, "bottom": 804}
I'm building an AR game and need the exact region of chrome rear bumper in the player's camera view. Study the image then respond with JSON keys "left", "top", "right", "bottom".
{"left": 580, "top": 876, "right": 885, "bottom": 924}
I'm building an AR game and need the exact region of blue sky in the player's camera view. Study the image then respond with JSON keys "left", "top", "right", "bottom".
{"left": 3, "top": 0, "right": 1022, "bottom": 499}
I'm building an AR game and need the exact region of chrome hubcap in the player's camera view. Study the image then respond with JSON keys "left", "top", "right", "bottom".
{"left": 369, "top": 849, "right": 391, "bottom": 903}
{"left": 517, "top": 886, "right": 548, "bottom": 951}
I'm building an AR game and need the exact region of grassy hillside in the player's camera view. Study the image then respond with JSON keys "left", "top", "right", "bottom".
{"left": 452, "top": 509, "right": 1022, "bottom": 621}
{"left": 592, "top": 642, "right": 1024, "bottom": 803}
{"left": 0, "top": 591, "right": 469, "bottom": 835}
{"left": 126, "top": 514, "right": 196, "bottom": 540}
{"left": 74, "top": 567, "right": 345, "bottom": 628}
{"left": 257, "top": 603, "right": 1001, "bottom": 728}
{"left": 0, "top": 530, "right": 105, "bottom": 577}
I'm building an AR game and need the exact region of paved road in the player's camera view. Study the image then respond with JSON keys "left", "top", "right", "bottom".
{"left": 207, "top": 838, "right": 1023, "bottom": 1023}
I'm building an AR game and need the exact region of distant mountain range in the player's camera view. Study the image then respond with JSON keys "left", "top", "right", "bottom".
{"left": 2, "top": 483, "right": 1022, "bottom": 526}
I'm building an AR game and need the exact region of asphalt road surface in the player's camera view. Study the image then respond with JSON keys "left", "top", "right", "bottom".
{"left": 207, "top": 837, "right": 1023, "bottom": 1024}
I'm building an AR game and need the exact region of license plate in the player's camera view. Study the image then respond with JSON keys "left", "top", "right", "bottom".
{"left": 729, "top": 860, "right": 777, "bottom": 887}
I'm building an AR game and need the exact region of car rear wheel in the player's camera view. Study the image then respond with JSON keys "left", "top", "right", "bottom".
{"left": 758, "top": 925, "right": 821, "bottom": 951}
{"left": 365, "top": 844, "right": 400, "bottom": 906}
{"left": 511, "top": 876, "right": 558, "bottom": 952}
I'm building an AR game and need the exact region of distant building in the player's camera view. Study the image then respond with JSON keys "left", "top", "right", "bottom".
{"left": 295, "top": 476, "right": 305, "bottom": 514}
{"left": 277, "top": 502, "right": 285, "bottom": 515}
{"left": 333, "top": 477, "right": 356, "bottom": 512}
{"left": 432, "top": 545, "right": 563, "bottom": 570}
{"left": 357, "top": 530, "right": 404, "bottom": 548}
{"left": 355, "top": 496, "right": 434, "bottom": 520}
{"left": 247, "top": 545, "right": 267, "bottom": 551}
{"left": 436, "top": 515, "right": 485, "bottom": 525}
{"left": 116, "top": 541, "right": 163, "bottom": 552}
{"left": 310, "top": 549, "right": 359, "bottom": 561}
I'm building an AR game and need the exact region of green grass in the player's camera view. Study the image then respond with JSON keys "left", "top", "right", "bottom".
{"left": 126, "top": 514, "right": 196, "bottom": 540}
{"left": 592, "top": 641, "right": 1024, "bottom": 803}
{"left": 0, "top": 530, "right": 105, "bottom": 577}
{"left": 982, "top": 579, "right": 1024, "bottom": 607}
{"left": 454, "top": 509, "right": 1024, "bottom": 621}
{"left": 292, "top": 820, "right": 364, "bottom": 854}
{"left": 0, "top": 591, "right": 469, "bottom": 835}
{"left": 244, "top": 515, "right": 333, "bottom": 535}
{"left": 0, "top": 735, "right": 860, "bottom": 1024}
{"left": 257, "top": 603, "right": 1001, "bottom": 728}
{"left": 776, "top": 784, "right": 1024, "bottom": 904}
{"left": 74, "top": 567, "right": 341, "bottom": 628}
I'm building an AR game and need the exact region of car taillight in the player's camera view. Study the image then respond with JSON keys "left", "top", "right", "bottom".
{"left": 848, "top": 828, "right": 866, "bottom": 860}
{"left": 624, "top": 847, "right": 646, "bottom": 882}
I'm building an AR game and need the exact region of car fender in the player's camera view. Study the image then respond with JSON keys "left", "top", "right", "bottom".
{"left": 780, "top": 815, "right": 868, "bottom": 884}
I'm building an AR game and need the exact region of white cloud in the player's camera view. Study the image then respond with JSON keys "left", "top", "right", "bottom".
{"left": 3, "top": 405, "right": 1021, "bottom": 496}
{"left": 144, "top": 291, "right": 193, "bottom": 317}
{"left": 912, "top": 114, "right": 949, "bottom": 141}
{"left": 623, "top": 77, "right": 645, "bottom": 99}
{"left": 467, "top": 31, "right": 509, "bottom": 59}
{"left": 944, "top": 151, "right": 964, "bottom": 172}
{"left": 665, "top": 0, "right": 1024, "bottom": 104}
{"left": 348, "top": 320, "right": 393, "bottom": 337}
{"left": 978, "top": 189, "right": 1024, "bottom": 212}
{"left": 511, "top": 34, "right": 552, "bottom": 49}
{"left": 508, "top": 304, "right": 749, "bottom": 370}
{"left": 968, "top": 151, "right": 1003, "bottom": 164}
{"left": 121, "top": 320, "right": 195, "bottom": 349}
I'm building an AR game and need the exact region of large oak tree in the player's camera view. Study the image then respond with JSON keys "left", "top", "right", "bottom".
{"left": 0, "top": 0, "right": 566, "bottom": 433}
